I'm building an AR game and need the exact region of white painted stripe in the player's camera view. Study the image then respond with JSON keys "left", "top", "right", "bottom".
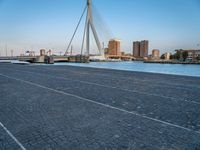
{"left": 0, "top": 122, "right": 26, "bottom": 150}
{"left": 38, "top": 66, "right": 200, "bottom": 89}
{"left": 5, "top": 68, "right": 200, "bottom": 105}
{"left": 0, "top": 73, "right": 200, "bottom": 135}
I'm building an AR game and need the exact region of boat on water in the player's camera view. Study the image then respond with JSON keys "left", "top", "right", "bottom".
{"left": 11, "top": 60, "right": 30, "bottom": 65}
{"left": 0, "top": 60, "right": 30, "bottom": 65}
{"left": 0, "top": 60, "right": 11, "bottom": 63}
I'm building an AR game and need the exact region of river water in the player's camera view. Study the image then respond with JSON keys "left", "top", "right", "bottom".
{"left": 53, "top": 61, "right": 200, "bottom": 77}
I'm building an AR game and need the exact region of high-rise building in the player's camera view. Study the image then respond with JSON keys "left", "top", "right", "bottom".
{"left": 133, "top": 41, "right": 140, "bottom": 57}
{"left": 133, "top": 40, "right": 149, "bottom": 58}
{"left": 107, "top": 39, "right": 121, "bottom": 55}
{"left": 140, "top": 40, "right": 149, "bottom": 57}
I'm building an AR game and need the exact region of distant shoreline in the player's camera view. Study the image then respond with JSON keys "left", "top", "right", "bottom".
{"left": 144, "top": 60, "right": 200, "bottom": 65}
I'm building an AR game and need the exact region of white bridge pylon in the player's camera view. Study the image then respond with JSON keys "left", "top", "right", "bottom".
{"left": 86, "top": 0, "right": 102, "bottom": 55}
{"left": 65, "top": 0, "right": 105, "bottom": 57}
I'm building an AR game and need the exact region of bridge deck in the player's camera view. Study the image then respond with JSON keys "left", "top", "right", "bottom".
{"left": 0, "top": 63, "right": 200, "bottom": 150}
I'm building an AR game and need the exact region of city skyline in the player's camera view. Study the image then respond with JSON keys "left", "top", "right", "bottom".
{"left": 0, "top": 0, "right": 200, "bottom": 56}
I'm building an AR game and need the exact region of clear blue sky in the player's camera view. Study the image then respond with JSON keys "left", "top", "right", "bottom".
{"left": 0, "top": 0, "right": 200, "bottom": 56}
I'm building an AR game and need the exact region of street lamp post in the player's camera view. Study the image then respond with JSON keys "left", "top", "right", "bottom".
{"left": 11, "top": 50, "right": 14, "bottom": 57}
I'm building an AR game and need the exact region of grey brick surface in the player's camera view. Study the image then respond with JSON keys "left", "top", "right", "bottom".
{"left": 0, "top": 63, "right": 200, "bottom": 150}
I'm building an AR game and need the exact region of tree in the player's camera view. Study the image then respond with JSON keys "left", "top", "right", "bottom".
{"left": 182, "top": 51, "right": 188, "bottom": 61}
{"left": 170, "top": 54, "right": 174, "bottom": 60}
{"left": 175, "top": 51, "right": 181, "bottom": 60}
{"left": 160, "top": 54, "right": 165, "bottom": 59}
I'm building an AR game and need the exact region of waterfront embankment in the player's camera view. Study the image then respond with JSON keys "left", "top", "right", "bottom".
{"left": 0, "top": 63, "right": 200, "bottom": 149}
{"left": 144, "top": 59, "right": 200, "bottom": 64}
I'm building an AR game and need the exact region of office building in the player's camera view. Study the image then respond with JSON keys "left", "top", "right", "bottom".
{"left": 133, "top": 41, "right": 140, "bottom": 57}
{"left": 175, "top": 49, "right": 200, "bottom": 60}
{"left": 140, "top": 40, "right": 149, "bottom": 57}
{"left": 133, "top": 40, "right": 149, "bottom": 58}
{"left": 106, "top": 39, "right": 121, "bottom": 56}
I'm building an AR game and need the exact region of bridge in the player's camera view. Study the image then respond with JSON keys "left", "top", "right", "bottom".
{"left": 0, "top": 55, "right": 89, "bottom": 64}
{"left": 65, "top": 0, "right": 110, "bottom": 60}
{"left": 0, "top": 0, "right": 110, "bottom": 64}
{"left": 1, "top": 0, "right": 127, "bottom": 64}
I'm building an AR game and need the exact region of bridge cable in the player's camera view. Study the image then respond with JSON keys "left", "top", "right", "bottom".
{"left": 65, "top": 6, "right": 87, "bottom": 55}
{"left": 92, "top": 4, "right": 113, "bottom": 43}
{"left": 81, "top": 10, "right": 89, "bottom": 55}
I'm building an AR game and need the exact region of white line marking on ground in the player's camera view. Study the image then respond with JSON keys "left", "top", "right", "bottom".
{"left": 36, "top": 66, "right": 200, "bottom": 89}
{"left": 0, "top": 122, "right": 26, "bottom": 150}
{"left": 0, "top": 73, "right": 200, "bottom": 135}
{"left": 5, "top": 68, "right": 200, "bottom": 105}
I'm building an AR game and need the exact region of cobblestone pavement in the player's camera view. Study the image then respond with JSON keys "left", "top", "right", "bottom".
{"left": 0, "top": 63, "right": 200, "bottom": 150}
